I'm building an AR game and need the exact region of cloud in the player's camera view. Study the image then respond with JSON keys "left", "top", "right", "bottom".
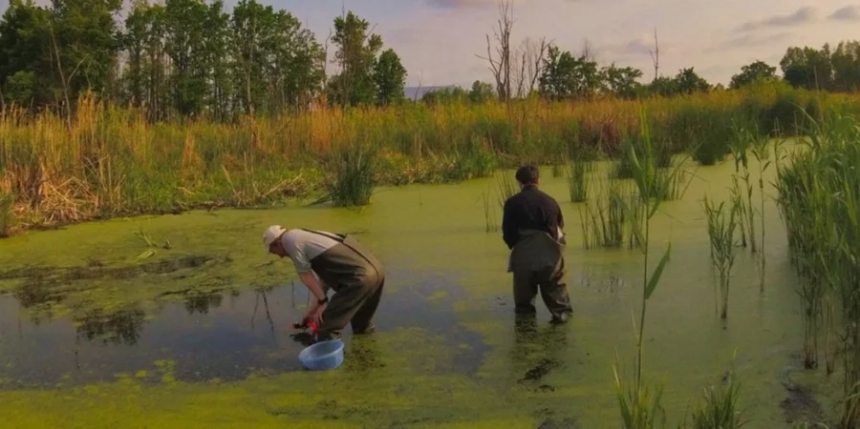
{"left": 829, "top": 5, "right": 860, "bottom": 21}
{"left": 424, "top": 0, "right": 498, "bottom": 9}
{"left": 706, "top": 32, "right": 793, "bottom": 53}
{"left": 598, "top": 32, "right": 678, "bottom": 58}
{"left": 738, "top": 6, "right": 817, "bottom": 31}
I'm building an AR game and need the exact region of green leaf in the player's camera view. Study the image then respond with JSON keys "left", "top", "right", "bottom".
{"left": 645, "top": 242, "right": 672, "bottom": 300}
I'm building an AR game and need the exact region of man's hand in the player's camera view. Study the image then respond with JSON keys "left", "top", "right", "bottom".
{"left": 304, "top": 301, "right": 327, "bottom": 325}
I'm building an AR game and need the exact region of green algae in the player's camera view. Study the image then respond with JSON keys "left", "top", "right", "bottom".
{"left": 0, "top": 148, "right": 838, "bottom": 427}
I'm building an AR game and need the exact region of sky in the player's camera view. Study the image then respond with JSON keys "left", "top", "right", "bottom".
{"left": 5, "top": 0, "right": 860, "bottom": 88}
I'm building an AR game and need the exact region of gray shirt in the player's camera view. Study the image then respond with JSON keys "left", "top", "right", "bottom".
{"left": 280, "top": 229, "right": 340, "bottom": 274}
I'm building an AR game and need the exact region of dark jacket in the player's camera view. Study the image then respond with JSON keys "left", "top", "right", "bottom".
{"left": 502, "top": 185, "right": 564, "bottom": 250}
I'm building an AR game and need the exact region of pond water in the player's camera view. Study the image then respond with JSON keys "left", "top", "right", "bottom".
{"left": 0, "top": 156, "right": 842, "bottom": 428}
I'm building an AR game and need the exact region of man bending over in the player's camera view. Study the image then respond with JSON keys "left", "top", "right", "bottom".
{"left": 264, "top": 226, "right": 385, "bottom": 341}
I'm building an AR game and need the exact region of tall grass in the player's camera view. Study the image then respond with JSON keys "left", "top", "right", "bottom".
{"left": 495, "top": 171, "right": 518, "bottom": 208}
{"left": 729, "top": 119, "right": 757, "bottom": 254}
{"left": 0, "top": 84, "right": 845, "bottom": 236}
{"left": 566, "top": 151, "right": 591, "bottom": 203}
{"left": 0, "top": 191, "right": 13, "bottom": 237}
{"left": 613, "top": 110, "right": 673, "bottom": 429}
{"left": 482, "top": 190, "right": 498, "bottom": 233}
{"left": 317, "top": 142, "right": 377, "bottom": 207}
{"left": 580, "top": 178, "right": 635, "bottom": 249}
{"left": 774, "top": 105, "right": 860, "bottom": 427}
{"left": 689, "top": 378, "right": 747, "bottom": 429}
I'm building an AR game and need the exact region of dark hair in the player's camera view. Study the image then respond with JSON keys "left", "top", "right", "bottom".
{"left": 515, "top": 165, "right": 539, "bottom": 185}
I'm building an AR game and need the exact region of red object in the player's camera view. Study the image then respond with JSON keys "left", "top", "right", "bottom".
{"left": 308, "top": 321, "right": 318, "bottom": 335}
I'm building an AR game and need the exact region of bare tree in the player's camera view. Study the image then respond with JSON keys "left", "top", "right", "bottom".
{"left": 413, "top": 72, "right": 423, "bottom": 102}
{"left": 512, "top": 36, "right": 548, "bottom": 98}
{"left": 647, "top": 28, "right": 660, "bottom": 82}
{"left": 476, "top": 0, "right": 514, "bottom": 102}
{"left": 581, "top": 38, "right": 595, "bottom": 61}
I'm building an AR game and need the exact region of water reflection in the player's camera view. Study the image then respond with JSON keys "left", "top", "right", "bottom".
{"left": 512, "top": 314, "right": 569, "bottom": 391}
{"left": 183, "top": 292, "right": 224, "bottom": 315}
{"left": 0, "top": 270, "right": 487, "bottom": 389}
{"left": 74, "top": 307, "right": 146, "bottom": 346}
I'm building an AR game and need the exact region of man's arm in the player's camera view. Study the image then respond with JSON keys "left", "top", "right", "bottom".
{"left": 501, "top": 199, "right": 518, "bottom": 250}
{"left": 299, "top": 271, "right": 328, "bottom": 302}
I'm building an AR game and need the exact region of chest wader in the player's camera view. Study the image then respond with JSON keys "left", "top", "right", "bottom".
{"left": 508, "top": 229, "right": 572, "bottom": 320}
{"left": 302, "top": 230, "right": 386, "bottom": 340}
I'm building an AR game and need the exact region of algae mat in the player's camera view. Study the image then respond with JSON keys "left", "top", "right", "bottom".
{"left": 0, "top": 160, "right": 841, "bottom": 428}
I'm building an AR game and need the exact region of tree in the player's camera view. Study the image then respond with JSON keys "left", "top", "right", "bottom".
{"left": 538, "top": 45, "right": 575, "bottom": 100}
{"left": 468, "top": 80, "right": 494, "bottom": 103}
{"left": 779, "top": 45, "right": 834, "bottom": 90}
{"left": 50, "top": 0, "right": 123, "bottom": 101}
{"left": 373, "top": 48, "right": 406, "bottom": 106}
{"left": 328, "top": 11, "right": 382, "bottom": 107}
{"left": 600, "top": 63, "right": 644, "bottom": 99}
{"left": 164, "top": 0, "right": 209, "bottom": 117}
{"left": 830, "top": 41, "right": 860, "bottom": 92}
{"left": 422, "top": 86, "right": 468, "bottom": 105}
{"left": 0, "top": 0, "right": 53, "bottom": 108}
{"left": 513, "top": 36, "right": 548, "bottom": 98}
{"left": 729, "top": 60, "right": 778, "bottom": 89}
{"left": 537, "top": 44, "right": 600, "bottom": 101}
{"left": 673, "top": 67, "right": 711, "bottom": 95}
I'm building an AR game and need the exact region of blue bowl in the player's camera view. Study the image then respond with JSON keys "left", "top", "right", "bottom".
{"left": 298, "top": 339, "right": 345, "bottom": 370}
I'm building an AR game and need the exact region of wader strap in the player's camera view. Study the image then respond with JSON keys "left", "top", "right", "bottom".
{"left": 300, "top": 229, "right": 381, "bottom": 277}
{"left": 301, "top": 228, "right": 346, "bottom": 242}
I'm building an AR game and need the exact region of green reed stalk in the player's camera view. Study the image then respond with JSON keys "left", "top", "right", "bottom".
{"left": 729, "top": 176, "right": 747, "bottom": 248}
{"left": 482, "top": 190, "right": 498, "bottom": 233}
{"left": 495, "top": 171, "right": 518, "bottom": 208}
{"left": 749, "top": 130, "right": 775, "bottom": 291}
{"left": 578, "top": 203, "right": 592, "bottom": 249}
{"left": 690, "top": 379, "right": 746, "bottom": 429}
{"left": 703, "top": 195, "right": 739, "bottom": 320}
{"left": 613, "top": 109, "right": 672, "bottom": 429}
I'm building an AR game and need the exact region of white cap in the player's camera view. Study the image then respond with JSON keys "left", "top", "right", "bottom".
{"left": 263, "top": 225, "right": 286, "bottom": 250}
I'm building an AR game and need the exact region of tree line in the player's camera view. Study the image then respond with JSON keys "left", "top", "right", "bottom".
{"left": 0, "top": 0, "right": 406, "bottom": 122}
{"left": 0, "top": 0, "right": 859, "bottom": 122}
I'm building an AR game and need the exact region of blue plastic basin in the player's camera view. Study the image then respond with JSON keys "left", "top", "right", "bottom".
{"left": 298, "top": 339, "right": 345, "bottom": 370}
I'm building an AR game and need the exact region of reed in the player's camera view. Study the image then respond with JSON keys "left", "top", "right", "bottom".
{"left": 774, "top": 105, "right": 860, "bottom": 426}
{"left": 749, "top": 127, "right": 776, "bottom": 292}
{"left": 703, "top": 195, "right": 739, "bottom": 320}
{"left": 495, "top": 171, "right": 519, "bottom": 208}
{"left": 729, "top": 119, "right": 758, "bottom": 254}
{"left": 613, "top": 110, "right": 673, "bottom": 429}
{"left": 0, "top": 191, "right": 13, "bottom": 237}
{"left": 482, "top": 190, "right": 498, "bottom": 233}
{"left": 581, "top": 177, "right": 633, "bottom": 249}
{"left": 566, "top": 151, "right": 591, "bottom": 203}
{"left": 317, "top": 141, "right": 378, "bottom": 207}
{"left": 690, "top": 378, "right": 746, "bottom": 429}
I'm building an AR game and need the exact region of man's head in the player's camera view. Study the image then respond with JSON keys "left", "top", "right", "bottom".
{"left": 515, "top": 165, "right": 540, "bottom": 189}
{"left": 263, "top": 225, "right": 287, "bottom": 257}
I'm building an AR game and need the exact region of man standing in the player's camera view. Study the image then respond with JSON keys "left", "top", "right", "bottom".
{"left": 501, "top": 165, "right": 573, "bottom": 324}
{"left": 263, "top": 226, "right": 385, "bottom": 342}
